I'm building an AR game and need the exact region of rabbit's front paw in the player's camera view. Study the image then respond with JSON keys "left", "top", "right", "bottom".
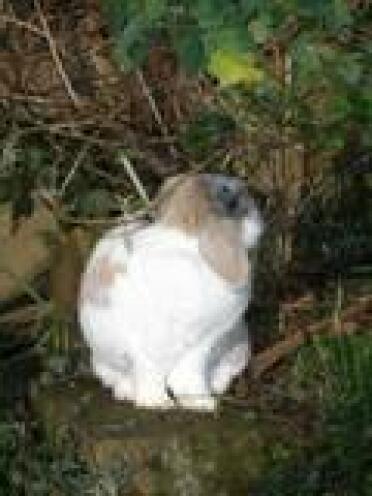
{"left": 134, "top": 395, "right": 175, "bottom": 410}
{"left": 134, "top": 385, "right": 174, "bottom": 409}
{"left": 134, "top": 370, "right": 174, "bottom": 410}
{"left": 167, "top": 367, "right": 216, "bottom": 411}
{"left": 113, "top": 377, "right": 135, "bottom": 401}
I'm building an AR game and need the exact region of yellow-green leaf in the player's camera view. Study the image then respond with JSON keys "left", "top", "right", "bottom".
{"left": 208, "top": 49, "right": 264, "bottom": 88}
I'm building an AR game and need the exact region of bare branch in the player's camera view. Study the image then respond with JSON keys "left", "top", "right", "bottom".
{"left": 0, "top": 263, "right": 49, "bottom": 306}
{"left": 136, "top": 68, "right": 179, "bottom": 159}
{"left": 0, "top": 13, "right": 45, "bottom": 37}
{"left": 250, "top": 294, "right": 372, "bottom": 379}
{"left": 118, "top": 152, "right": 151, "bottom": 207}
{"left": 34, "top": 0, "right": 81, "bottom": 108}
{"left": 59, "top": 141, "right": 90, "bottom": 197}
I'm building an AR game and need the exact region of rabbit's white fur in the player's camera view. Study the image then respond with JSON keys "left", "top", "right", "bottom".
{"left": 79, "top": 174, "right": 263, "bottom": 411}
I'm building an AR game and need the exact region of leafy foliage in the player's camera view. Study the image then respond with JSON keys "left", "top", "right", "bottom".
{"left": 102, "top": 0, "right": 372, "bottom": 153}
{"left": 179, "top": 110, "right": 236, "bottom": 157}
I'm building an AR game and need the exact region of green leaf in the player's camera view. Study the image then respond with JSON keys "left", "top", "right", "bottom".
{"left": 143, "top": 0, "right": 167, "bottom": 22}
{"left": 204, "top": 22, "right": 253, "bottom": 55}
{"left": 114, "top": 18, "right": 148, "bottom": 69}
{"left": 240, "top": 0, "right": 266, "bottom": 17}
{"left": 329, "top": 94, "right": 352, "bottom": 120}
{"left": 336, "top": 56, "right": 362, "bottom": 86}
{"left": 192, "top": 0, "right": 226, "bottom": 29}
{"left": 174, "top": 27, "right": 205, "bottom": 73}
{"left": 101, "top": 0, "right": 131, "bottom": 35}
{"left": 332, "top": 0, "right": 353, "bottom": 30}
{"left": 297, "top": 0, "right": 331, "bottom": 16}
{"left": 24, "top": 146, "right": 47, "bottom": 172}
{"left": 208, "top": 49, "right": 264, "bottom": 88}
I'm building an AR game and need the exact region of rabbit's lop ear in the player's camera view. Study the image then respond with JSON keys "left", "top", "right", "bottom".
{"left": 199, "top": 217, "right": 250, "bottom": 285}
{"left": 156, "top": 174, "right": 211, "bottom": 234}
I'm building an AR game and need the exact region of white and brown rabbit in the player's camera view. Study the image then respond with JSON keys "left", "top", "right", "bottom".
{"left": 79, "top": 173, "right": 263, "bottom": 411}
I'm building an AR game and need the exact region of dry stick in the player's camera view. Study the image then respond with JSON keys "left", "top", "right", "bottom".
{"left": 34, "top": 0, "right": 81, "bottom": 108}
{"left": 4, "top": 93, "right": 61, "bottom": 105}
{"left": 135, "top": 68, "right": 179, "bottom": 160}
{"left": 0, "top": 13, "right": 45, "bottom": 37}
{"left": 0, "top": 304, "right": 49, "bottom": 325}
{"left": 250, "top": 294, "right": 372, "bottom": 379}
{"left": 0, "top": 324, "right": 53, "bottom": 367}
{"left": 21, "top": 123, "right": 124, "bottom": 148}
{"left": 0, "top": 264, "right": 49, "bottom": 307}
{"left": 39, "top": 112, "right": 125, "bottom": 196}
{"left": 1, "top": 127, "right": 19, "bottom": 171}
{"left": 59, "top": 141, "right": 90, "bottom": 197}
{"left": 118, "top": 152, "right": 151, "bottom": 207}
{"left": 51, "top": 216, "right": 119, "bottom": 226}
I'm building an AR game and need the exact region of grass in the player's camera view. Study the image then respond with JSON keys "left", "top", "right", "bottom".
{"left": 253, "top": 332, "right": 372, "bottom": 496}
{"left": 0, "top": 410, "right": 134, "bottom": 495}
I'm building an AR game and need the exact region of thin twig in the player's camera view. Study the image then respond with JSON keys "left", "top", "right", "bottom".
{"left": 0, "top": 325, "right": 53, "bottom": 368}
{"left": 118, "top": 152, "right": 151, "bottom": 207}
{"left": 55, "top": 209, "right": 150, "bottom": 226}
{"left": 18, "top": 120, "right": 135, "bottom": 150}
{"left": 135, "top": 69, "right": 168, "bottom": 134}
{"left": 0, "top": 303, "right": 50, "bottom": 325}
{"left": 34, "top": 0, "right": 81, "bottom": 108}
{"left": 136, "top": 68, "right": 179, "bottom": 159}
{"left": 0, "top": 13, "right": 45, "bottom": 37}
{"left": 0, "top": 264, "right": 49, "bottom": 306}
{"left": 53, "top": 216, "right": 118, "bottom": 226}
{"left": 58, "top": 103, "right": 133, "bottom": 195}
{"left": 3, "top": 93, "right": 61, "bottom": 105}
{"left": 59, "top": 141, "right": 90, "bottom": 197}
{"left": 1, "top": 126, "right": 20, "bottom": 172}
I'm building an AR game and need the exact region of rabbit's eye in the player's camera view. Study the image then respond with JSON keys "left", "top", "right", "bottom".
{"left": 218, "top": 183, "right": 242, "bottom": 213}
{"left": 219, "top": 183, "right": 234, "bottom": 201}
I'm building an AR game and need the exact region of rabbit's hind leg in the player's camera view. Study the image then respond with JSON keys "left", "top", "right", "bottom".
{"left": 167, "top": 349, "right": 216, "bottom": 411}
{"left": 209, "top": 319, "right": 250, "bottom": 395}
{"left": 210, "top": 340, "right": 250, "bottom": 395}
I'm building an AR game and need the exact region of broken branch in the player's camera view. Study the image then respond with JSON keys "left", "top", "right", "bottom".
{"left": 250, "top": 294, "right": 372, "bottom": 379}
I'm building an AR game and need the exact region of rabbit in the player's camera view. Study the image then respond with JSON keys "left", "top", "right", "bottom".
{"left": 78, "top": 173, "right": 263, "bottom": 411}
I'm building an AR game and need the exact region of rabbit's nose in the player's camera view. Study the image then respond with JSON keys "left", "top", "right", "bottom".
{"left": 227, "top": 196, "right": 239, "bottom": 212}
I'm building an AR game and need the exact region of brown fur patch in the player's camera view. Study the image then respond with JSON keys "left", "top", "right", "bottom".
{"left": 80, "top": 255, "right": 126, "bottom": 306}
{"left": 156, "top": 174, "right": 250, "bottom": 284}
{"left": 156, "top": 174, "right": 212, "bottom": 234}
{"left": 199, "top": 217, "right": 250, "bottom": 285}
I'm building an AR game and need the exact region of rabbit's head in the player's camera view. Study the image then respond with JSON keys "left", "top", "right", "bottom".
{"left": 156, "top": 173, "right": 263, "bottom": 285}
